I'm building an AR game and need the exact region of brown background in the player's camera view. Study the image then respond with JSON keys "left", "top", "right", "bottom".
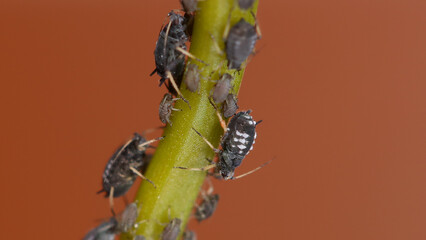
{"left": 1, "top": 0, "right": 425, "bottom": 239}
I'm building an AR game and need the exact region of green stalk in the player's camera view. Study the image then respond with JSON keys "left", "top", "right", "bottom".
{"left": 122, "top": 0, "right": 258, "bottom": 239}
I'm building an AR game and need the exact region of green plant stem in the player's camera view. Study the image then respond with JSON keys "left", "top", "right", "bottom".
{"left": 122, "top": 0, "right": 258, "bottom": 239}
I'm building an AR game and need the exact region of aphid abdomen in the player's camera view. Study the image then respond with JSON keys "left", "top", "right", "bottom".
{"left": 222, "top": 111, "right": 257, "bottom": 163}
{"left": 225, "top": 19, "right": 258, "bottom": 70}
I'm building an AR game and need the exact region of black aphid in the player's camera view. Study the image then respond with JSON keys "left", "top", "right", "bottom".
{"left": 195, "top": 193, "right": 219, "bottom": 222}
{"left": 238, "top": 0, "right": 255, "bottom": 10}
{"left": 184, "top": 64, "right": 200, "bottom": 92}
{"left": 161, "top": 218, "right": 182, "bottom": 240}
{"left": 159, "top": 93, "right": 181, "bottom": 126}
{"left": 225, "top": 18, "right": 259, "bottom": 70}
{"left": 151, "top": 11, "right": 188, "bottom": 87}
{"left": 118, "top": 203, "right": 138, "bottom": 233}
{"left": 212, "top": 73, "right": 233, "bottom": 104}
{"left": 83, "top": 217, "right": 117, "bottom": 240}
{"left": 182, "top": 230, "right": 197, "bottom": 240}
{"left": 176, "top": 106, "right": 266, "bottom": 180}
{"left": 223, "top": 93, "right": 239, "bottom": 118}
{"left": 98, "top": 133, "right": 161, "bottom": 213}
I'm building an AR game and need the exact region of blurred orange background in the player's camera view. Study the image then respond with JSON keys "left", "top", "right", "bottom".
{"left": 1, "top": 0, "right": 425, "bottom": 239}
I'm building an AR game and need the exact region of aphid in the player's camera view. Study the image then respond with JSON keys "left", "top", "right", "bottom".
{"left": 159, "top": 93, "right": 182, "bottom": 126}
{"left": 184, "top": 64, "right": 200, "bottom": 92}
{"left": 83, "top": 217, "right": 117, "bottom": 240}
{"left": 212, "top": 73, "right": 233, "bottom": 104}
{"left": 176, "top": 106, "right": 266, "bottom": 180}
{"left": 151, "top": 11, "right": 188, "bottom": 87}
{"left": 195, "top": 183, "right": 219, "bottom": 222}
{"left": 161, "top": 218, "right": 182, "bottom": 240}
{"left": 238, "top": 0, "right": 255, "bottom": 10}
{"left": 98, "top": 133, "right": 162, "bottom": 213}
{"left": 223, "top": 93, "right": 239, "bottom": 118}
{"left": 225, "top": 18, "right": 259, "bottom": 70}
{"left": 118, "top": 203, "right": 138, "bottom": 233}
{"left": 182, "top": 231, "right": 197, "bottom": 240}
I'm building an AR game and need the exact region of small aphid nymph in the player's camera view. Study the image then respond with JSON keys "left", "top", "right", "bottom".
{"left": 223, "top": 93, "right": 239, "bottom": 118}
{"left": 184, "top": 64, "right": 201, "bottom": 92}
{"left": 225, "top": 19, "right": 259, "bottom": 70}
{"left": 195, "top": 193, "right": 219, "bottom": 222}
{"left": 212, "top": 73, "right": 233, "bottom": 104}
{"left": 159, "top": 93, "right": 181, "bottom": 126}
{"left": 118, "top": 203, "right": 139, "bottom": 233}
{"left": 161, "top": 218, "right": 182, "bottom": 240}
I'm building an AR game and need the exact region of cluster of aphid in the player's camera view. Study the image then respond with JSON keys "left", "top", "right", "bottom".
{"left": 84, "top": 0, "right": 264, "bottom": 239}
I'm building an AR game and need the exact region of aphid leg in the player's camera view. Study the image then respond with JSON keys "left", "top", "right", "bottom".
{"left": 166, "top": 71, "right": 191, "bottom": 109}
{"left": 176, "top": 46, "right": 209, "bottom": 66}
{"left": 209, "top": 33, "right": 224, "bottom": 55}
{"left": 191, "top": 127, "right": 220, "bottom": 153}
{"left": 231, "top": 159, "right": 272, "bottom": 180}
{"left": 163, "top": 20, "right": 173, "bottom": 62}
{"left": 129, "top": 166, "right": 157, "bottom": 188}
{"left": 208, "top": 98, "right": 227, "bottom": 132}
{"left": 204, "top": 176, "right": 214, "bottom": 195}
{"left": 109, "top": 187, "right": 116, "bottom": 216}
{"left": 137, "top": 136, "right": 165, "bottom": 151}
{"left": 174, "top": 163, "right": 216, "bottom": 172}
{"left": 250, "top": 11, "right": 262, "bottom": 39}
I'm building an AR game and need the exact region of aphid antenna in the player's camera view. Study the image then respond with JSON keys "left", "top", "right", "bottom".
{"left": 208, "top": 97, "right": 227, "bottom": 131}
{"left": 163, "top": 20, "right": 173, "bottom": 63}
{"left": 165, "top": 71, "right": 191, "bottom": 109}
{"left": 231, "top": 159, "right": 273, "bottom": 180}
{"left": 191, "top": 127, "right": 220, "bottom": 153}
{"left": 137, "top": 136, "right": 165, "bottom": 151}
{"left": 109, "top": 187, "right": 116, "bottom": 217}
{"left": 129, "top": 166, "right": 157, "bottom": 189}
{"left": 175, "top": 46, "right": 209, "bottom": 66}
{"left": 209, "top": 33, "right": 224, "bottom": 56}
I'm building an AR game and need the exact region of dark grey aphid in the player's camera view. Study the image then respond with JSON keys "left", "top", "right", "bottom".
{"left": 195, "top": 194, "right": 219, "bottom": 222}
{"left": 151, "top": 11, "right": 189, "bottom": 89}
{"left": 225, "top": 19, "right": 258, "bottom": 70}
{"left": 223, "top": 93, "right": 239, "bottom": 118}
{"left": 238, "top": 0, "right": 255, "bottom": 10}
{"left": 159, "top": 93, "right": 181, "bottom": 126}
{"left": 182, "top": 231, "right": 197, "bottom": 240}
{"left": 118, "top": 203, "right": 138, "bottom": 232}
{"left": 161, "top": 218, "right": 182, "bottom": 240}
{"left": 98, "top": 133, "right": 155, "bottom": 198}
{"left": 184, "top": 64, "right": 200, "bottom": 92}
{"left": 212, "top": 73, "right": 233, "bottom": 103}
{"left": 83, "top": 217, "right": 117, "bottom": 240}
